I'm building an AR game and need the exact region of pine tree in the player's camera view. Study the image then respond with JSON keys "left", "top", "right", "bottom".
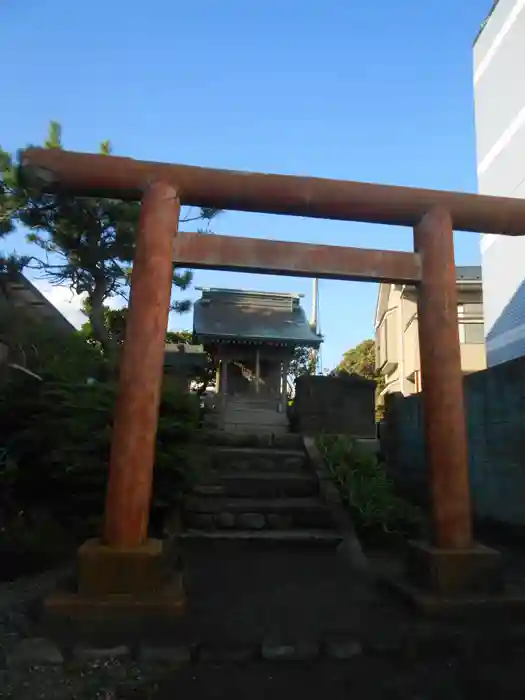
{"left": 0, "top": 122, "right": 220, "bottom": 359}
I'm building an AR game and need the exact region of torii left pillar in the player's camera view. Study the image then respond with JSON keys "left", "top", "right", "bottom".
{"left": 46, "top": 182, "right": 186, "bottom": 637}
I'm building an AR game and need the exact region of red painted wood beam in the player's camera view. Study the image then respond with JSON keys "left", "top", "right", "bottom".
{"left": 19, "top": 148, "right": 525, "bottom": 234}
{"left": 172, "top": 232, "right": 421, "bottom": 284}
{"left": 415, "top": 208, "right": 472, "bottom": 549}
{"left": 104, "top": 181, "right": 178, "bottom": 548}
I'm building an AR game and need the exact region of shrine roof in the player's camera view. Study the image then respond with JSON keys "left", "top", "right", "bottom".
{"left": 193, "top": 288, "right": 323, "bottom": 347}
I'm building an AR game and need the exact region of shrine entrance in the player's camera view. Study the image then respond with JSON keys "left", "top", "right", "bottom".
{"left": 20, "top": 148, "right": 525, "bottom": 612}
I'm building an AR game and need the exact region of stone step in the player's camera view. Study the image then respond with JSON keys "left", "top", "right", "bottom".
{"left": 178, "top": 529, "right": 343, "bottom": 547}
{"left": 212, "top": 447, "right": 307, "bottom": 472}
{"left": 194, "top": 472, "right": 319, "bottom": 499}
{"left": 183, "top": 497, "right": 334, "bottom": 530}
{"left": 223, "top": 397, "right": 283, "bottom": 408}
{"left": 202, "top": 431, "right": 304, "bottom": 450}
{"left": 223, "top": 424, "right": 290, "bottom": 436}
{"left": 223, "top": 406, "right": 288, "bottom": 418}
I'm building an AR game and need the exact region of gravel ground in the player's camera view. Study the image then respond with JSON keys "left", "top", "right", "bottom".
{"left": 2, "top": 543, "right": 525, "bottom": 699}
{"left": 3, "top": 655, "right": 525, "bottom": 700}
{"left": 1, "top": 659, "right": 155, "bottom": 700}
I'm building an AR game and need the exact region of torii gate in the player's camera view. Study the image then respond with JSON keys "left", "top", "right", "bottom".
{"left": 21, "top": 148, "right": 525, "bottom": 610}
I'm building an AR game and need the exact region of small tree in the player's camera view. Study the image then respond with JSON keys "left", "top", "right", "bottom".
{"left": 0, "top": 122, "right": 220, "bottom": 361}
{"left": 287, "top": 345, "right": 317, "bottom": 396}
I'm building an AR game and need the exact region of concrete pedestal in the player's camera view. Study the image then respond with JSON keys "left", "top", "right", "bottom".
{"left": 381, "top": 539, "right": 525, "bottom": 618}
{"left": 406, "top": 540, "right": 503, "bottom": 596}
{"left": 77, "top": 538, "right": 168, "bottom": 595}
{"left": 44, "top": 538, "right": 186, "bottom": 647}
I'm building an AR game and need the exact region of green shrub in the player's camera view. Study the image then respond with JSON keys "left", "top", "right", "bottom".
{"left": 316, "top": 434, "right": 423, "bottom": 541}
{"left": 0, "top": 509, "right": 75, "bottom": 580}
{"left": 0, "top": 377, "right": 205, "bottom": 542}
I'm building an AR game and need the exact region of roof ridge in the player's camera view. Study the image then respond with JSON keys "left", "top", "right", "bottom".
{"left": 200, "top": 288, "right": 302, "bottom": 299}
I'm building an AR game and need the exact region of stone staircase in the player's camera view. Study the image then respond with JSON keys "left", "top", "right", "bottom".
{"left": 181, "top": 437, "right": 342, "bottom": 546}
{"left": 218, "top": 397, "right": 289, "bottom": 435}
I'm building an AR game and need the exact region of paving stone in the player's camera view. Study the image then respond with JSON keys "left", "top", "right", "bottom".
{"left": 237, "top": 513, "right": 266, "bottom": 530}
{"left": 72, "top": 644, "right": 130, "bottom": 661}
{"left": 216, "top": 512, "right": 236, "bottom": 528}
{"left": 7, "top": 637, "right": 64, "bottom": 666}
{"left": 262, "top": 641, "right": 319, "bottom": 661}
{"left": 325, "top": 640, "right": 363, "bottom": 659}
{"left": 138, "top": 645, "right": 192, "bottom": 664}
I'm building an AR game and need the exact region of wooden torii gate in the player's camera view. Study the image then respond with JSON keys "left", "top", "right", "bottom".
{"left": 21, "top": 148, "right": 525, "bottom": 609}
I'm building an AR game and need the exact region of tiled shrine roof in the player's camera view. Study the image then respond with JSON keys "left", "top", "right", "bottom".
{"left": 193, "top": 289, "right": 323, "bottom": 347}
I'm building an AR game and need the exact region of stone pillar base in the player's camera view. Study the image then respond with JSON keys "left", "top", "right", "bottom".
{"left": 78, "top": 538, "right": 169, "bottom": 595}
{"left": 379, "top": 539, "right": 525, "bottom": 618}
{"left": 406, "top": 540, "right": 504, "bottom": 596}
{"left": 43, "top": 538, "right": 186, "bottom": 647}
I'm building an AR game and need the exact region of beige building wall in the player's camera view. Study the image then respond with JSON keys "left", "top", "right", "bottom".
{"left": 376, "top": 282, "right": 487, "bottom": 399}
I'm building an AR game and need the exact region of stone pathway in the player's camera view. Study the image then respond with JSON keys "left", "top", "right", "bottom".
{"left": 174, "top": 539, "right": 398, "bottom": 645}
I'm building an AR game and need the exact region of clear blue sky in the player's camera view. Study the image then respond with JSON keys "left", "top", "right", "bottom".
{"left": 2, "top": 0, "right": 494, "bottom": 370}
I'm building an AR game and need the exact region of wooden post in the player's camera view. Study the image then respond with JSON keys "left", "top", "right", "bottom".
{"left": 103, "top": 181, "right": 179, "bottom": 549}
{"left": 414, "top": 208, "right": 472, "bottom": 550}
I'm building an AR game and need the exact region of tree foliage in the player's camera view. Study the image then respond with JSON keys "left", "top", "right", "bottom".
{"left": 1, "top": 377, "right": 204, "bottom": 546}
{"left": 287, "top": 345, "right": 317, "bottom": 395}
{"left": 79, "top": 302, "right": 127, "bottom": 347}
{"left": 333, "top": 338, "right": 378, "bottom": 380}
{"left": 0, "top": 121, "right": 220, "bottom": 358}
{"left": 0, "top": 151, "right": 28, "bottom": 277}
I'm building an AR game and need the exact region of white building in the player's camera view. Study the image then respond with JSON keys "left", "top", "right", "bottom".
{"left": 474, "top": 0, "right": 525, "bottom": 366}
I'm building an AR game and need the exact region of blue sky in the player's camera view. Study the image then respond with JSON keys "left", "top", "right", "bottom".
{"left": 2, "top": 0, "right": 494, "bottom": 370}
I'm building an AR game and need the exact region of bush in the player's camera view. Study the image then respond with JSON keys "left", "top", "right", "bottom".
{"left": 0, "top": 509, "right": 75, "bottom": 581}
{"left": 316, "top": 434, "right": 423, "bottom": 542}
{"left": 0, "top": 377, "right": 204, "bottom": 544}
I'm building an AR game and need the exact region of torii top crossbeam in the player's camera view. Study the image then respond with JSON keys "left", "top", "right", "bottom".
{"left": 19, "top": 148, "right": 525, "bottom": 235}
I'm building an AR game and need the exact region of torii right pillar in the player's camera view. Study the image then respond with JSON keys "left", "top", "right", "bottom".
{"left": 407, "top": 207, "right": 503, "bottom": 603}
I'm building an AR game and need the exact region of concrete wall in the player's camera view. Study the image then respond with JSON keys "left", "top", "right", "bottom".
{"left": 381, "top": 355, "right": 525, "bottom": 527}
{"left": 474, "top": 0, "right": 525, "bottom": 366}
{"left": 293, "top": 375, "right": 376, "bottom": 438}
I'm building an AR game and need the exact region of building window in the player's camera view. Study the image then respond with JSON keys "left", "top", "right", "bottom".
{"left": 459, "top": 322, "right": 485, "bottom": 344}
{"left": 458, "top": 304, "right": 485, "bottom": 344}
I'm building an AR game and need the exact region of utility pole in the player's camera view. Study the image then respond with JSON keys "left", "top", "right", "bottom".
{"left": 310, "top": 278, "right": 319, "bottom": 374}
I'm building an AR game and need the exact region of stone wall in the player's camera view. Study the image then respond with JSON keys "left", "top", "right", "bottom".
{"left": 381, "top": 355, "right": 525, "bottom": 527}
{"left": 293, "top": 375, "right": 376, "bottom": 438}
